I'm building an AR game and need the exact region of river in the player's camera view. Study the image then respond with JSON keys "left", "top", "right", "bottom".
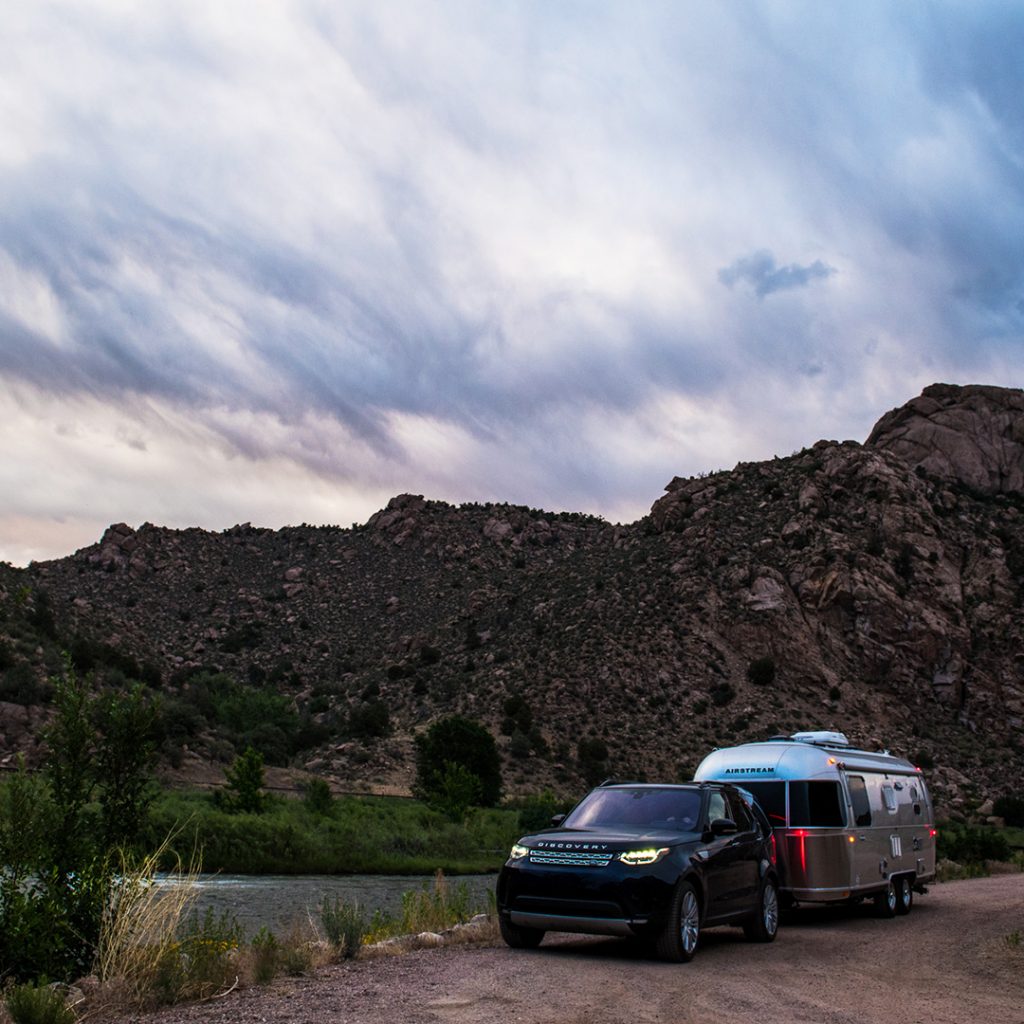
{"left": 157, "top": 872, "right": 497, "bottom": 937}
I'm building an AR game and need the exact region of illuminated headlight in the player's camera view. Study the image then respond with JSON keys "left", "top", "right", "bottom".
{"left": 509, "top": 844, "right": 530, "bottom": 860}
{"left": 618, "top": 847, "right": 670, "bottom": 866}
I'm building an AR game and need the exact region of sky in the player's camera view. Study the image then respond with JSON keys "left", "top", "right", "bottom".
{"left": 1, "top": 1, "right": 1022, "bottom": 565}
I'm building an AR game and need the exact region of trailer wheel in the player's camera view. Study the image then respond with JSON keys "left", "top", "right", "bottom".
{"left": 742, "top": 877, "right": 779, "bottom": 943}
{"left": 873, "top": 880, "right": 897, "bottom": 918}
{"left": 894, "top": 876, "right": 913, "bottom": 915}
{"left": 655, "top": 880, "right": 701, "bottom": 962}
{"left": 499, "top": 917, "right": 545, "bottom": 949}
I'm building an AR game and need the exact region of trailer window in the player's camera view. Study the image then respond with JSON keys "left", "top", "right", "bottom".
{"left": 789, "top": 781, "right": 846, "bottom": 827}
{"left": 738, "top": 782, "right": 787, "bottom": 825}
{"left": 848, "top": 775, "right": 871, "bottom": 827}
{"left": 881, "top": 784, "right": 897, "bottom": 813}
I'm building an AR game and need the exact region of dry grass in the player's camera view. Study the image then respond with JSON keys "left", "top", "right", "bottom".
{"left": 93, "top": 835, "right": 203, "bottom": 1009}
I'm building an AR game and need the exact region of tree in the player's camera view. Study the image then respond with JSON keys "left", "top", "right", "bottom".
{"left": 94, "top": 684, "right": 158, "bottom": 852}
{"left": 430, "top": 762, "right": 483, "bottom": 822}
{"left": 222, "top": 746, "right": 266, "bottom": 814}
{"left": 0, "top": 658, "right": 160, "bottom": 983}
{"left": 414, "top": 715, "right": 501, "bottom": 809}
{"left": 46, "top": 656, "right": 97, "bottom": 879}
{"left": 303, "top": 777, "right": 333, "bottom": 816}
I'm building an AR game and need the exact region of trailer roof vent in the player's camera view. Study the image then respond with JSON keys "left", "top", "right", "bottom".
{"left": 790, "top": 730, "right": 851, "bottom": 747}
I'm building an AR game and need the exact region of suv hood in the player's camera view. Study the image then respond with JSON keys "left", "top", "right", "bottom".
{"left": 520, "top": 826, "right": 700, "bottom": 850}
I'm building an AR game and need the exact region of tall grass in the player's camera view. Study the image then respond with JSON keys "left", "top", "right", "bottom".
{"left": 319, "top": 896, "right": 367, "bottom": 959}
{"left": 95, "top": 836, "right": 203, "bottom": 1004}
{"left": 364, "top": 869, "right": 481, "bottom": 943}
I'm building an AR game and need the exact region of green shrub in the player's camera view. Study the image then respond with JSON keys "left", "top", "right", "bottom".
{"left": 347, "top": 700, "right": 390, "bottom": 739}
{"left": 4, "top": 980, "right": 76, "bottom": 1024}
{"left": 173, "top": 908, "right": 243, "bottom": 999}
{"left": 415, "top": 716, "right": 502, "bottom": 808}
{"left": 938, "top": 823, "right": 1011, "bottom": 864}
{"left": 303, "top": 778, "right": 333, "bottom": 816}
{"left": 319, "top": 896, "right": 366, "bottom": 959}
{"left": 508, "top": 790, "right": 570, "bottom": 833}
{"left": 249, "top": 927, "right": 279, "bottom": 984}
{"left": 219, "top": 746, "right": 266, "bottom": 814}
{"left": 577, "top": 737, "right": 610, "bottom": 786}
{"left": 993, "top": 795, "right": 1024, "bottom": 827}
{"left": 710, "top": 682, "right": 736, "bottom": 707}
{"left": 501, "top": 695, "right": 532, "bottom": 734}
{"left": 746, "top": 657, "right": 776, "bottom": 687}
{"left": 0, "top": 659, "right": 157, "bottom": 984}
{"left": 396, "top": 870, "right": 471, "bottom": 935}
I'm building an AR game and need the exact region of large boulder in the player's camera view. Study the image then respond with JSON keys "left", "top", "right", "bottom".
{"left": 866, "top": 383, "right": 1024, "bottom": 496}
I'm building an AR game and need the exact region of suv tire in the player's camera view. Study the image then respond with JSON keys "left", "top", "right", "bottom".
{"left": 499, "top": 916, "right": 545, "bottom": 949}
{"left": 743, "top": 876, "right": 780, "bottom": 942}
{"left": 655, "top": 880, "right": 701, "bottom": 962}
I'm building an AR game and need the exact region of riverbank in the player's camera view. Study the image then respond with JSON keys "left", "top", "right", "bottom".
{"left": 143, "top": 789, "right": 524, "bottom": 875}
{"left": 85, "top": 874, "right": 1024, "bottom": 1024}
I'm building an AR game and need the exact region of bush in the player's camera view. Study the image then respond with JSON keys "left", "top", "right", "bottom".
{"left": 508, "top": 790, "right": 569, "bottom": 833}
{"left": 0, "top": 660, "right": 158, "bottom": 984}
{"left": 394, "top": 870, "right": 471, "bottom": 936}
{"left": 249, "top": 928, "right": 279, "bottom": 984}
{"left": 347, "top": 700, "right": 390, "bottom": 739}
{"left": 0, "top": 662, "right": 47, "bottom": 705}
{"left": 993, "top": 795, "right": 1024, "bottom": 827}
{"left": 303, "top": 778, "right": 333, "bottom": 816}
{"left": 710, "top": 682, "right": 736, "bottom": 707}
{"left": 501, "top": 695, "right": 532, "bottom": 734}
{"left": 219, "top": 747, "right": 266, "bottom": 814}
{"left": 319, "top": 896, "right": 366, "bottom": 959}
{"left": 746, "top": 657, "right": 776, "bottom": 687}
{"left": 4, "top": 981, "right": 76, "bottom": 1024}
{"left": 149, "top": 908, "right": 242, "bottom": 1003}
{"left": 415, "top": 716, "right": 501, "bottom": 808}
{"left": 938, "top": 823, "right": 1011, "bottom": 864}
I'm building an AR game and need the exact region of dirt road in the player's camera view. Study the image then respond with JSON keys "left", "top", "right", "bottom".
{"left": 109, "top": 875, "right": 1024, "bottom": 1024}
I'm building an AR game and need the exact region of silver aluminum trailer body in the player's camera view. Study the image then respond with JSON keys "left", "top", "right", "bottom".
{"left": 694, "top": 733, "right": 936, "bottom": 907}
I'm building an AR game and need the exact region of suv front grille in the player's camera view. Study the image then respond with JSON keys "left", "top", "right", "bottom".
{"left": 529, "top": 850, "right": 613, "bottom": 867}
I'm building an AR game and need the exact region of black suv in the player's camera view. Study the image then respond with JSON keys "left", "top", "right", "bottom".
{"left": 496, "top": 782, "right": 779, "bottom": 961}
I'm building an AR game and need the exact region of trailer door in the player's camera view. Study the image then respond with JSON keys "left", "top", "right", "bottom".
{"left": 844, "top": 773, "right": 880, "bottom": 889}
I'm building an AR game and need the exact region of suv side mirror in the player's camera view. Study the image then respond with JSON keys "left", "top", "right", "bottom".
{"left": 709, "top": 817, "right": 738, "bottom": 836}
{"left": 550, "top": 813, "right": 566, "bottom": 827}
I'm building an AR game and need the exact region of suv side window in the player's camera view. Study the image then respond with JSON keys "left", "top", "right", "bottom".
{"left": 707, "top": 790, "right": 728, "bottom": 824}
{"left": 726, "top": 792, "right": 755, "bottom": 833}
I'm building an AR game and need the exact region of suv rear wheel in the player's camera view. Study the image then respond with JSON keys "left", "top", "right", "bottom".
{"left": 655, "top": 880, "right": 701, "bottom": 962}
{"left": 743, "top": 876, "right": 780, "bottom": 942}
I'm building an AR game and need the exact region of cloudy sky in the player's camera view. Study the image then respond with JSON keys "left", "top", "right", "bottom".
{"left": 2, "top": 1, "right": 1022, "bottom": 565}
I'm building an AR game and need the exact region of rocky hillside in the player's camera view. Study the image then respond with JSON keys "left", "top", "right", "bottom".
{"left": 2, "top": 383, "right": 1023, "bottom": 819}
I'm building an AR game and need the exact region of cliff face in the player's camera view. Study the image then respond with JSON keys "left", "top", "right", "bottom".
{"left": 4, "top": 384, "right": 1023, "bottom": 818}
{"left": 867, "top": 383, "right": 1024, "bottom": 496}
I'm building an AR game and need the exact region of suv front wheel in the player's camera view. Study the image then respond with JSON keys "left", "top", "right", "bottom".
{"left": 655, "top": 880, "right": 701, "bottom": 962}
{"left": 499, "top": 916, "right": 545, "bottom": 949}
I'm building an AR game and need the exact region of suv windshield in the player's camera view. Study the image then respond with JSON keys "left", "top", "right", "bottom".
{"left": 563, "top": 787, "right": 701, "bottom": 830}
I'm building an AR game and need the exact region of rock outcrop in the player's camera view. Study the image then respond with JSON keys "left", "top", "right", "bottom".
{"left": 867, "top": 383, "right": 1024, "bottom": 496}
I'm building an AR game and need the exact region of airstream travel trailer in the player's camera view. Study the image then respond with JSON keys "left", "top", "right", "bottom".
{"left": 694, "top": 732, "right": 936, "bottom": 915}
